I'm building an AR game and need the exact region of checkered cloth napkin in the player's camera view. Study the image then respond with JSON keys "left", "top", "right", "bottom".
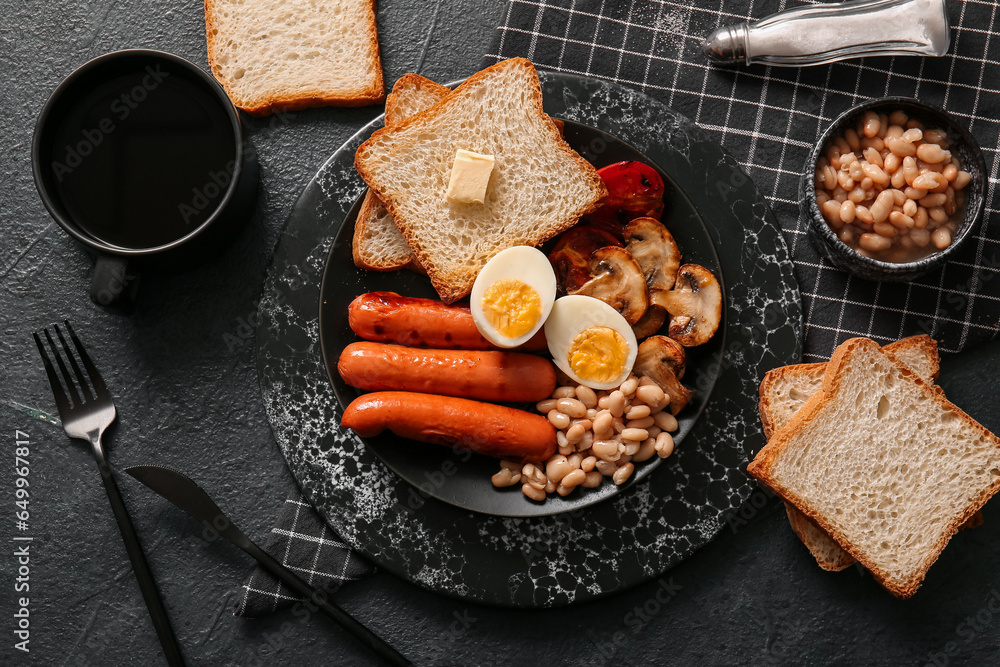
{"left": 235, "top": 495, "right": 374, "bottom": 618}
{"left": 485, "top": 0, "right": 1000, "bottom": 360}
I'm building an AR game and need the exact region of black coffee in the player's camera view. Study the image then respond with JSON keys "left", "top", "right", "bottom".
{"left": 46, "top": 64, "right": 236, "bottom": 250}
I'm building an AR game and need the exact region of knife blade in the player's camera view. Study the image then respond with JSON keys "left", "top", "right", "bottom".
{"left": 125, "top": 465, "right": 411, "bottom": 667}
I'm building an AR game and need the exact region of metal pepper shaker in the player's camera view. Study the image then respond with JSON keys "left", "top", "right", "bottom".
{"left": 702, "top": 0, "right": 951, "bottom": 67}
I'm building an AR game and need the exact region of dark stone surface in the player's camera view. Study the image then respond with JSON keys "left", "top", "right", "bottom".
{"left": 2, "top": 2, "right": 999, "bottom": 666}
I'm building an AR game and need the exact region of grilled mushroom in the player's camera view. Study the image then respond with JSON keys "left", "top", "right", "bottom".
{"left": 624, "top": 217, "right": 681, "bottom": 304}
{"left": 570, "top": 246, "right": 649, "bottom": 325}
{"left": 631, "top": 304, "right": 666, "bottom": 339}
{"left": 658, "top": 264, "right": 722, "bottom": 347}
{"left": 633, "top": 335, "right": 691, "bottom": 414}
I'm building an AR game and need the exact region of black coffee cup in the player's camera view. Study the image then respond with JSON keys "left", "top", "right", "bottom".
{"left": 32, "top": 49, "right": 258, "bottom": 310}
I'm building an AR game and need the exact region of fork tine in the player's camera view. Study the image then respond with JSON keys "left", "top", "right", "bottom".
{"left": 33, "top": 331, "right": 72, "bottom": 419}
{"left": 54, "top": 323, "right": 94, "bottom": 403}
{"left": 43, "top": 328, "right": 83, "bottom": 408}
{"left": 64, "top": 320, "right": 111, "bottom": 400}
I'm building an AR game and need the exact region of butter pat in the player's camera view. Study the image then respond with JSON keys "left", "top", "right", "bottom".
{"left": 446, "top": 149, "right": 495, "bottom": 204}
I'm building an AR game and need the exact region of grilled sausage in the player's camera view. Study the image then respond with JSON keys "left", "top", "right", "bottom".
{"left": 347, "top": 291, "right": 546, "bottom": 350}
{"left": 338, "top": 342, "right": 557, "bottom": 402}
{"left": 340, "top": 391, "right": 557, "bottom": 461}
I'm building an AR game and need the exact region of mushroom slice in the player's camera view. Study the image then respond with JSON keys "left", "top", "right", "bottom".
{"left": 624, "top": 217, "right": 681, "bottom": 300}
{"left": 658, "top": 264, "right": 722, "bottom": 347}
{"left": 569, "top": 246, "right": 649, "bottom": 325}
{"left": 633, "top": 336, "right": 691, "bottom": 414}
{"left": 631, "top": 304, "right": 666, "bottom": 339}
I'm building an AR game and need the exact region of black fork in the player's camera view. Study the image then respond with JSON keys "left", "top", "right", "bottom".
{"left": 34, "top": 321, "right": 184, "bottom": 666}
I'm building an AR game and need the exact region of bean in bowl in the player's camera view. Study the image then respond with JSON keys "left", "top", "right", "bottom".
{"left": 815, "top": 109, "right": 972, "bottom": 263}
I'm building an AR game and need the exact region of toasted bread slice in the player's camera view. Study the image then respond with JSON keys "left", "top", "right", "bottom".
{"left": 748, "top": 338, "right": 1000, "bottom": 598}
{"left": 354, "top": 58, "right": 606, "bottom": 303}
{"left": 205, "top": 0, "right": 384, "bottom": 116}
{"left": 353, "top": 75, "right": 451, "bottom": 272}
{"left": 764, "top": 335, "right": 981, "bottom": 572}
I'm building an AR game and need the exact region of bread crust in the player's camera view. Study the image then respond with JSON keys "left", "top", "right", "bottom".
{"left": 749, "top": 337, "right": 1000, "bottom": 598}
{"left": 204, "top": 0, "right": 385, "bottom": 116}
{"left": 354, "top": 58, "right": 607, "bottom": 303}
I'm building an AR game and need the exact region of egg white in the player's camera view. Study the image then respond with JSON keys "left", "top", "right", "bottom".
{"left": 544, "top": 295, "right": 638, "bottom": 390}
{"left": 470, "top": 246, "right": 557, "bottom": 348}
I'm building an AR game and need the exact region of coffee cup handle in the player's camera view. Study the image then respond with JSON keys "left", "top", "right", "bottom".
{"left": 90, "top": 256, "right": 140, "bottom": 311}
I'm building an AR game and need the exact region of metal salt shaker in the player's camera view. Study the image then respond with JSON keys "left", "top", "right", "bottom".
{"left": 702, "top": 0, "right": 950, "bottom": 67}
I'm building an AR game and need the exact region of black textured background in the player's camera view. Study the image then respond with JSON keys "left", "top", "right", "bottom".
{"left": 1, "top": 1, "right": 998, "bottom": 666}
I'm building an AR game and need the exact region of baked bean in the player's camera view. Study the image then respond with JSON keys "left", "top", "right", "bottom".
{"left": 838, "top": 227, "right": 853, "bottom": 244}
{"left": 653, "top": 411, "right": 678, "bottom": 432}
{"left": 608, "top": 390, "right": 625, "bottom": 417}
{"left": 492, "top": 468, "right": 521, "bottom": 487}
{"left": 522, "top": 483, "right": 546, "bottom": 501}
{"left": 620, "top": 376, "right": 638, "bottom": 397}
{"left": 655, "top": 432, "right": 675, "bottom": 458}
{"left": 592, "top": 411, "right": 614, "bottom": 437}
{"left": 882, "top": 152, "right": 901, "bottom": 173}
{"left": 901, "top": 156, "right": 919, "bottom": 185}
{"left": 560, "top": 469, "right": 586, "bottom": 490}
{"left": 911, "top": 173, "right": 939, "bottom": 190}
{"left": 942, "top": 163, "right": 958, "bottom": 182}
{"left": 885, "top": 136, "right": 916, "bottom": 157}
{"left": 850, "top": 205, "right": 871, "bottom": 224}
{"left": 860, "top": 136, "right": 884, "bottom": 151}
{"left": 835, "top": 136, "right": 851, "bottom": 155}
{"left": 928, "top": 206, "right": 948, "bottom": 223}
{"left": 902, "top": 128, "right": 923, "bottom": 143}
{"left": 636, "top": 384, "right": 665, "bottom": 407}
{"left": 889, "top": 211, "right": 914, "bottom": 229}
{"left": 905, "top": 118, "right": 924, "bottom": 130}
{"left": 839, "top": 152, "right": 857, "bottom": 168}
{"left": 553, "top": 386, "right": 576, "bottom": 399}
{"left": 904, "top": 187, "right": 927, "bottom": 201}
{"left": 916, "top": 143, "right": 947, "bottom": 163}
{"left": 595, "top": 460, "right": 617, "bottom": 476}
{"left": 889, "top": 110, "right": 909, "bottom": 126}
{"left": 869, "top": 190, "right": 894, "bottom": 223}
{"left": 913, "top": 206, "right": 929, "bottom": 229}
{"left": 861, "top": 147, "right": 882, "bottom": 168}
{"left": 859, "top": 177, "right": 875, "bottom": 191}
{"left": 837, "top": 171, "right": 854, "bottom": 190}
{"left": 861, "top": 163, "right": 889, "bottom": 185}
{"left": 638, "top": 376, "right": 655, "bottom": 386}
{"left": 592, "top": 440, "right": 620, "bottom": 462}
{"left": 862, "top": 111, "right": 880, "bottom": 137}
{"left": 844, "top": 128, "right": 861, "bottom": 151}
{"left": 889, "top": 169, "right": 906, "bottom": 189}
{"left": 582, "top": 470, "right": 603, "bottom": 488}
{"left": 597, "top": 395, "right": 610, "bottom": 409}
{"left": 544, "top": 479, "right": 556, "bottom": 493}
{"left": 623, "top": 440, "right": 641, "bottom": 456}
{"left": 833, "top": 187, "right": 848, "bottom": 203}
{"left": 612, "top": 417, "right": 626, "bottom": 434}
{"left": 575, "top": 385, "right": 598, "bottom": 408}
{"left": 633, "top": 438, "right": 657, "bottom": 463}
{"left": 566, "top": 422, "right": 586, "bottom": 444}
{"left": 901, "top": 198, "right": 917, "bottom": 217}
{"left": 873, "top": 221, "right": 897, "bottom": 238}
{"left": 922, "top": 128, "right": 947, "bottom": 144}
{"left": 849, "top": 161, "right": 864, "bottom": 181}
{"left": 954, "top": 170, "right": 972, "bottom": 190}
{"left": 546, "top": 456, "right": 575, "bottom": 484}
{"left": 581, "top": 455, "right": 597, "bottom": 472}
{"left": 885, "top": 124, "right": 904, "bottom": 140}
{"left": 613, "top": 463, "right": 635, "bottom": 486}
{"left": 839, "top": 200, "right": 856, "bottom": 223}
{"left": 586, "top": 408, "right": 598, "bottom": 419}
{"left": 557, "top": 441, "right": 573, "bottom": 456}
{"left": 918, "top": 193, "right": 947, "bottom": 208}
{"left": 567, "top": 452, "right": 582, "bottom": 468}
{"left": 627, "top": 416, "right": 655, "bottom": 430}
{"left": 918, "top": 159, "right": 944, "bottom": 174}
{"left": 621, "top": 427, "right": 648, "bottom": 442}
{"left": 891, "top": 189, "right": 907, "bottom": 206}
{"left": 826, "top": 145, "right": 842, "bottom": 169}
{"left": 859, "top": 233, "right": 892, "bottom": 252}
{"left": 932, "top": 228, "right": 952, "bottom": 249}
{"left": 547, "top": 410, "right": 571, "bottom": 429}
{"left": 556, "top": 397, "right": 587, "bottom": 418}
{"left": 625, "top": 405, "right": 651, "bottom": 420}
{"left": 536, "top": 398, "right": 558, "bottom": 413}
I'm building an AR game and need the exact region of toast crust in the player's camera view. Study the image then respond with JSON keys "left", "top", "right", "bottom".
{"left": 354, "top": 58, "right": 607, "bottom": 303}
{"left": 749, "top": 337, "right": 1000, "bottom": 598}
{"left": 204, "top": 0, "right": 385, "bottom": 117}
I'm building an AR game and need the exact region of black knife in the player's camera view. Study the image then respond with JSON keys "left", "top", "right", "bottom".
{"left": 125, "top": 465, "right": 412, "bottom": 667}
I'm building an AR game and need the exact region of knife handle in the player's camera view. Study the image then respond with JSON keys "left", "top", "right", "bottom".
{"left": 245, "top": 542, "right": 411, "bottom": 666}
{"left": 98, "top": 463, "right": 185, "bottom": 666}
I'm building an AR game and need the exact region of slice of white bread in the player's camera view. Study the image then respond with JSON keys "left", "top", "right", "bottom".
{"left": 353, "top": 74, "right": 451, "bottom": 272}
{"left": 205, "top": 0, "right": 385, "bottom": 116}
{"left": 748, "top": 338, "right": 1000, "bottom": 598}
{"left": 354, "top": 58, "right": 607, "bottom": 303}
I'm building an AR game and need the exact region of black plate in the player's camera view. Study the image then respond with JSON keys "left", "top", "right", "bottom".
{"left": 319, "top": 119, "right": 726, "bottom": 517}
{"left": 257, "top": 71, "right": 802, "bottom": 607}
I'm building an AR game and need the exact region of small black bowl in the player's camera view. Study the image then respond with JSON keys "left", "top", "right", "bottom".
{"left": 802, "top": 97, "right": 986, "bottom": 282}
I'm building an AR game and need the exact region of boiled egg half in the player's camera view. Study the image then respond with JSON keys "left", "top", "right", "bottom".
{"left": 470, "top": 246, "right": 557, "bottom": 348}
{"left": 545, "top": 295, "right": 638, "bottom": 390}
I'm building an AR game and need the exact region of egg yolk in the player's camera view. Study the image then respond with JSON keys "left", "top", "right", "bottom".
{"left": 481, "top": 279, "right": 542, "bottom": 338}
{"left": 568, "top": 327, "right": 628, "bottom": 383}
